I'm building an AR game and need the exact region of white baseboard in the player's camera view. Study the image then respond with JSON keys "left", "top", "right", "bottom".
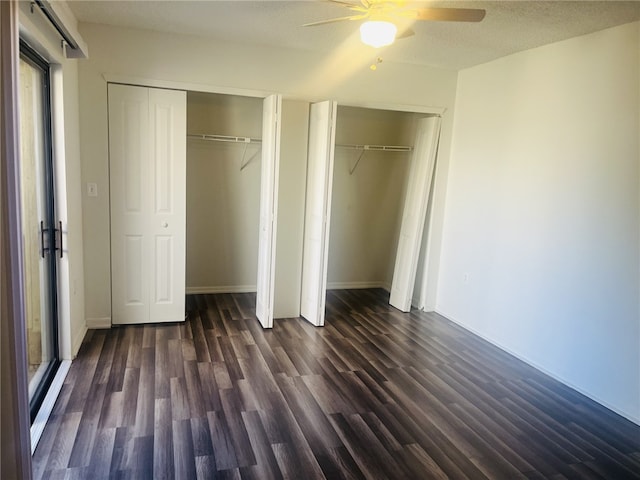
{"left": 435, "top": 308, "right": 640, "bottom": 427}
{"left": 31, "top": 360, "right": 71, "bottom": 454}
{"left": 188, "top": 284, "right": 391, "bottom": 295}
{"left": 186, "top": 285, "right": 257, "bottom": 295}
{"left": 326, "top": 281, "right": 390, "bottom": 291}
{"left": 86, "top": 317, "right": 111, "bottom": 329}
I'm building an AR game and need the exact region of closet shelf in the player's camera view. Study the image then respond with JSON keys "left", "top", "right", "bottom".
{"left": 337, "top": 144, "right": 413, "bottom": 152}
{"left": 187, "top": 133, "right": 261, "bottom": 171}
{"left": 187, "top": 133, "right": 262, "bottom": 144}
{"left": 337, "top": 144, "right": 413, "bottom": 175}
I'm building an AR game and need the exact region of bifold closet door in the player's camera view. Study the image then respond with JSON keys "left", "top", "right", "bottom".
{"left": 389, "top": 116, "right": 441, "bottom": 312}
{"left": 300, "top": 101, "right": 337, "bottom": 327}
{"left": 109, "top": 84, "right": 186, "bottom": 325}
{"left": 255, "top": 94, "right": 282, "bottom": 329}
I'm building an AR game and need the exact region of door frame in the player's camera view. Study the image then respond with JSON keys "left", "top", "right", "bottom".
{"left": 17, "top": 22, "right": 82, "bottom": 454}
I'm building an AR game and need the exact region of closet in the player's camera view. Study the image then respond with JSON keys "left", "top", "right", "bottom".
{"left": 109, "top": 85, "right": 281, "bottom": 327}
{"left": 301, "top": 102, "right": 441, "bottom": 326}
{"left": 185, "top": 91, "right": 281, "bottom": 328}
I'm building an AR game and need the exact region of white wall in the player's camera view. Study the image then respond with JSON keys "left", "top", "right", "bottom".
{"left": 19, "top": 3, "right": 86, "bottom": 358}
{"left": 438, "top": 22, "right": 640, "bottom": 423}
{"left": 77, "top": 22, "right": 458, "bottom": 324}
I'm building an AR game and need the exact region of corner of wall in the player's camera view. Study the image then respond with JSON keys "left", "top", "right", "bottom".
{"left": 71, "top": 322, "right": 88, "bottom": 358}
{"left": 86, "top": 317, "right": 112, "bottom": 329}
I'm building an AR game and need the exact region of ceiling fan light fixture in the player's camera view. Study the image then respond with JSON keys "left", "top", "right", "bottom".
{"left": 359, "top": 20, "right": 397, "bottom": 48}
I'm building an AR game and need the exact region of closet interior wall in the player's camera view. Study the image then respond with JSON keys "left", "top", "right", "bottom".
{"left": 328, "top": 106, "right": 421, "bottom": 291}
{"left": 186, "top": 92, "right": 263, "bottom": 293}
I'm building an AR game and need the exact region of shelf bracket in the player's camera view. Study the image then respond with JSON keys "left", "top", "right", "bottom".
{"left": 241, "top": 146, "right": 261, "bottom": 171}
{"left": 349, "top": 149, "right": 366, "bottom": 175}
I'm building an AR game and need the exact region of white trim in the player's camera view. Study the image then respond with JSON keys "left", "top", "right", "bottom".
{"left": 50, "top": 64, "right": 74, "bottom": 360}
{"left": 103, "top": 74, "right": 271, "bottom": 99}
{"left": 30, "top": 359, "right": 71, "bottom": 454}
{"left": 5, "top": 3, "right": 38, "bottom": 473}
{"left": 436, "top": 308, "right": 640, "bottom": 427}
{"left": 337, "top": 101, "right": 446, "bottom": 116}
{"left": 27, "top": 363, "right": 49, "bottom": 400}
{"left": 326, "top": 281, "right": 390, "bottom": 291}
{"left": 86, "top": 317, "right": 111, "bottom": 329}
{"left": 71, "top": 323, "right": 87, "bottom": 356}
{"left": 186, "top": 285, "right": 257, "bottom": 295}
{"left": 100, "top": 76, "right": 447, "bottom": 117}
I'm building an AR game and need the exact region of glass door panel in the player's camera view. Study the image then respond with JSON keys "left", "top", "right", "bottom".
{"left": 18, "top": 44, "right": 60, "bottom": 420}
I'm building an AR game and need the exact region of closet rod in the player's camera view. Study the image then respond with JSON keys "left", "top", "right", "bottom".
{"left": 339, "top": 144, "right": 413, "bottom": 175}
{"left": 187, "top": 133, "right": 261, "bottom": 171}
{"left": 337, "top": 144, "right": 413, "bottom": 152}
{"left": 187, "top": 133, "right": 262, "bottom": 144}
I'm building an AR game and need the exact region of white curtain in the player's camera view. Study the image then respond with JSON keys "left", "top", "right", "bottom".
{"left": 1, "top": 0, "right": 33, "bottom": 477}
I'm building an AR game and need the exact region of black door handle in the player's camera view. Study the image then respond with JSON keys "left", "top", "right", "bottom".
{"left": 57, "top": 221, "right": 63, "bottom": 258}
{"left": 40, "top": 221, "right": 46, "bottom": 258}
{"left": 40, "top": 221, "right": 63, "bottom": 259}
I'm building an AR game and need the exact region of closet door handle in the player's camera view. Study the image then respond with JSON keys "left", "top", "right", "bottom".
{"left": 58, "top": 221, "right": 63, "bottom": 258}
{"left": 162, "top": 222, "right": 169, "bottom": 228}
{"left": 40, "top": 221, "right": 47, "bottom": 258}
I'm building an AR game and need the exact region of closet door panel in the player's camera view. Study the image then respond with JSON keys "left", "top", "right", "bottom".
{"left": 124, "top": 236, "right": 145, "bottom": 304}
{"left": 153, "top": 235, "right": 174, "bottom": 302}
{"left": 389, "top": 116, "right": 442, "bottom": 312}
{"left": 110, "top": 84, "right": 186, "bottom": 325}
{"left": 148, "top": 88, "right": 186, "bottom": 323}
{"left": 256, "top": 94, "right": 282, "bottom": 328}
{"left": 300, "top": 101, "right": 337, "bottom": 327}
{"left": 109, "top": 84, "right": 150, "bottom": 325}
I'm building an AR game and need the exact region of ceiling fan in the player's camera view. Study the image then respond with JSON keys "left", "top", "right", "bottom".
{"left": 303, "top": 0, "right": 486, "bottom": 48}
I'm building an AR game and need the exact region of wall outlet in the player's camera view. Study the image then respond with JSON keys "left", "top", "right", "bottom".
{"left": 87, "top": 182, "right": 98, "bottom": 197}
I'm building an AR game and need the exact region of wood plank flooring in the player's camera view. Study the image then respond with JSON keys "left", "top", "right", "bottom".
{"left": 32, "top": 289, "right": 640, "bottom": 479}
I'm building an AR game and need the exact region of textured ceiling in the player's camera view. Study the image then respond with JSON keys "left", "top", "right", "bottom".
{"left": 66, "top": 1, "right": 640, "bottom": 70}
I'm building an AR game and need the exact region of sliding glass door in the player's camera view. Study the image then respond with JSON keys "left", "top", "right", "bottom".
{"left": 18, "top": 41, "right": 60, "bottom": 421}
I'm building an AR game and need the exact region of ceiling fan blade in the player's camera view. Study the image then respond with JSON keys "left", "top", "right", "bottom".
{"left": 396, "top": 27, "right": 415, "bottom": 39}
{"left": 327, "top": 0, "right": 368, "bottom": 12}
{"left": 303, "top": 14, "right": 366, "bottom": 27}
{"left": 401, "top": 7, "right": 486, "bottom": 22}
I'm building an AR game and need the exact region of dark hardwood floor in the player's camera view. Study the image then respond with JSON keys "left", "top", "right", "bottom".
{"left": 32, "top": 289, "right": 640, "bottom": 479}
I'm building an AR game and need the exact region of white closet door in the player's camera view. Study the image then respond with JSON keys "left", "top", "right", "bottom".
{"left": 300, "top": 101, "right": 337, "bottom": 327}
{"left": 389, "top": 116, "right": 441, "bottom": 312}
{"left": 255, "top": 94, "right": 282, "bottom": 328}
{"left": 148, "top": 88, "right": 186, "bottom": 323}
{"left": 110, "top": 84, "right": 150, "bottom": 325}
{"left": 109, "top": 84, "right": 186, "bottom": 325}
